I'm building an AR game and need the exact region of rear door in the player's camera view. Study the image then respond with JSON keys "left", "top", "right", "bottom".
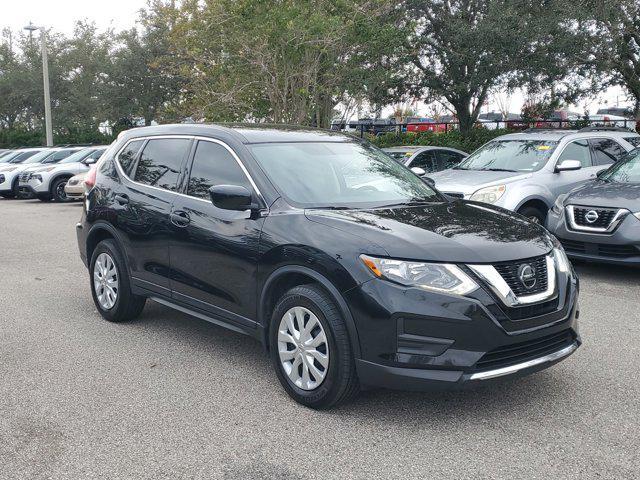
{"left": 589, "top": 138, "right": 627, "bottom": 166}
{"left": 168, "top": 138, "right": 265, "bottom": 327}
{"left": 114, "top": 136, "right": 192, "bottom": 295}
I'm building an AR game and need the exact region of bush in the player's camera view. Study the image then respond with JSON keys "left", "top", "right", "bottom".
{"left": 369, "top": 128, "right": 514, "bottom": 154}
{"left": 0, "top": 127, "right": 115, "bottom": 148}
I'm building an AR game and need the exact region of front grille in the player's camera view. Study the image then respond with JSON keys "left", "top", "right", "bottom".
{"left": 474, "top": 329, "right": 574, "bottom": 372}
{"left": 443, "top": 192, "right": 464, "bottom": 199}
{"left": 572, "top": 206, "right": 617, "bottom": 229}
{"left": 494, "top": 255, "right": 548, "bottom": 297}
{"left": 504, "top": 297, "right": 559, "bottom": 321}
{"left": 561, "top": 239, "right": 639, "bottom": 258}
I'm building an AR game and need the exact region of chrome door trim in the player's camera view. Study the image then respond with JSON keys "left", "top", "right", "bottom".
{"left": 112, "top": 134, "right": 267, "bottom": 210}
{"left": 469, "top": 342, "right": 578, "bottom": 380}
{"left": 468, "top": 254, "right": 557, "bottom": 307}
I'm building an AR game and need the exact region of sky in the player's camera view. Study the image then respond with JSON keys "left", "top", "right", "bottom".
{"left": 0, "top": 0, "right": 147, "bottom": 36}
{"left": 1, "top": 0, "right": 630, "bottom": 118}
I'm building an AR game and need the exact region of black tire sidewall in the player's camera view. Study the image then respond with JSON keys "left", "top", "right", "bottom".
{"left": 52, "top": 178, "right": 71, "bottom": 202}
{"left": 519, "top": 206, "right": 546, "bottom": 225}
{"left": 269, "top": 286, "right": 350, "bottom": 408}
{"left": 89, "top": 240, "right": 135, "bottom": 322}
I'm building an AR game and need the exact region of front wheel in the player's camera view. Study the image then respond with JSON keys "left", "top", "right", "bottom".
{"left": 518, "top": 206, "right": 546, "bottom": 225}
{"left": 269, "top": 284, "right": 359, "bottom": 409}
{"left": 51, "top": 177, "right": 72, "bottom": 202}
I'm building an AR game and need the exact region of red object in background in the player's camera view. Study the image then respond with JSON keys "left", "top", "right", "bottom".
{"left": 84, "top": 165, "right": 97, "bottom": 188}
{"left": 406, "top": 122, "right": 447, "bottom": 133}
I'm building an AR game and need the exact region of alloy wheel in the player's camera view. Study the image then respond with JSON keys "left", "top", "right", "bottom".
{"left": 277, "top": 306, "right": 329, "bottom": 391}
{"left": 93, "top": 253, "right": 119, "bottom": 310}
{"left": 56, "top": 181, "right": 68, "bottom": 201}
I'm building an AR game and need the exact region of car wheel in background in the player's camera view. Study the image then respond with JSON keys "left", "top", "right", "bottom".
{"left": 518, "top": 206, "right": 546, "bottom": 225}
{"left": 51, "top": 177, "right": 72, "bottom": 202}
{"left": 269, "top": 284, "right": 359, "bottom": 409}
{"left": 90, "top": 239, "right": 146, "bottom": 322}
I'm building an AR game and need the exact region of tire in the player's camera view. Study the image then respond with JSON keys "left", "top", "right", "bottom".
{"left": 518, "top": 206, "right": 546, "bottom": 225}
{"left": 269, "top": 284, "right": 359, "bottom": 409}
{"left": 89, "top": 239, "right": 146, "bottom": 322}
{"left": 51, "top": 177, "right": 72, "bottom": 202}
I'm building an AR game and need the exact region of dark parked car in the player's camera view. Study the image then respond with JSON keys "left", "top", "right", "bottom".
{"left": 77, "top": 124, "right": 580, "bottom": 409}
{"left": 547, "top": 148, "right": 640, "bottom": 265}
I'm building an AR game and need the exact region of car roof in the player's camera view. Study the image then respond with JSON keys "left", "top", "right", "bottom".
{"left": 493, "top": 129, "right": 640, "bottom": 143}
{"left": 118, "top": 123, "right": 354, "bottom": 145}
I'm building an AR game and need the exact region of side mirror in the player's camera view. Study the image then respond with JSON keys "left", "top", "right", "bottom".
{"left": 555, "top": 159, "right": 582, "bottom": 172}
{"left": 209, "top": 184, "right": 257, "bottom": 211}
{"left": 423, "top": 176, "right": 436, "bottom": 187}
{"left": 84, "top": 157, "right": 97, "bottom": 165}
{"left": 411, "top": 166, "right": 426, "bottom": 176}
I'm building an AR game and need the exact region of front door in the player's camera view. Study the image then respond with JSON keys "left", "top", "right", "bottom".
{"left": 547, "top": 139, "right": 598, "bottom": 199}
{"left": 169, "top": 139, "right": 265, "bottom": 327}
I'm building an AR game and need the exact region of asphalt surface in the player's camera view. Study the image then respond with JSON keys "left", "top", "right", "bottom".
{"left": 1, "top": 198, "right": 639, "bottom": 480}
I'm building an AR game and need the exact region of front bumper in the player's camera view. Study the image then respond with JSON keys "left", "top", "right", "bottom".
{"left": 547, "top": 209, "right": 640, "bottom": 265}
{"left": 344, "top": 266, "right": 580, "bottom": 391}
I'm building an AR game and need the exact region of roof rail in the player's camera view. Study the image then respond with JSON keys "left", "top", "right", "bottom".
{"left": 521, "top": 128, "right": 572, "bottom": 133}
{"left": 578, "top": 126, "right": 634, "bottom": 133}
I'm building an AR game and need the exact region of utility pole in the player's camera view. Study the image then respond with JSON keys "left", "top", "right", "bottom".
{"left": 24, "top": 23, "right": 53, "bottom": 147}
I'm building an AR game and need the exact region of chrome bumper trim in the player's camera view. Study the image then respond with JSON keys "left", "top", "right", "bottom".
{"left": 469, "top": 342, "right": 578, "bottom": 381}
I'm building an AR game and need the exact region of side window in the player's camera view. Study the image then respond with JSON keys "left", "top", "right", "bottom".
{"left": 624, "top": 136, "right": 640, "bottom": 148}
{"left": 410, "top": 151, "right": 437, "bottom": 172}
{"left": 434, "top": 150, "right": 465, "bottom": 170}
{"left": 133, "top": 138, "right": 191, "bottom": 191}
{"left": 557, "top": 140, "right": 592, "bottom": 167}
{"left": 589, "top": 138, "right": 626, "bottom": 165}
{"left": 89, "top": 149, "right": 105, "bottom": 160}
{"left": 117, "top": 140, "right": 145, "bottom": 177}
{"left": 187, "top": 140, "right": 252, "bottom": 199}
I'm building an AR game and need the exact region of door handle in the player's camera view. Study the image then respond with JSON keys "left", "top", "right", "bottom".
{"left": 114, "top": 194, "right": 129, "bottom": 205}
{"left": 170, "top": 210, "right": 191, "bottom": 227}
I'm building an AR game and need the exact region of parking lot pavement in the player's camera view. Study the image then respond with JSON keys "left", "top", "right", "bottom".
{"left": 1, "top": 198, "right": 639, "bottom": 480}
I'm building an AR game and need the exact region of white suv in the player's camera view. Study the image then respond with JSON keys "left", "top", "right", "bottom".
{"left": 19, "top": 146, "right": 106, "bottom": 202}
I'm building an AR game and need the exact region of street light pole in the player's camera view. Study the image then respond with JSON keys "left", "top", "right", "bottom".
{"left": 24, "top": 23, "right": 53, "bottom": 146}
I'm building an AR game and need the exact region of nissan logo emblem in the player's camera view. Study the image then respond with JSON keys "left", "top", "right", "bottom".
{"left": 585, "top": 210, "right": 599, "bottom": 224}
{"left": 518, "top": 264, "right": 537, "bottom": 289}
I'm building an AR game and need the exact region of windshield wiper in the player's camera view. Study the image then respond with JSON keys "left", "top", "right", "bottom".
{"left": 306, "top": 206, "right": 351, "bottom": 211}
{"left": 479, "top": 168, "right": 518, "bottom": 172}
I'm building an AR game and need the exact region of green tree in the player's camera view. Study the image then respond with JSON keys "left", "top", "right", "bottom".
{"left": 401, "top": 0, "right": 578, "bottom": 134}
{"left": 165, "top": 0, "right": 401, "bottom": 127}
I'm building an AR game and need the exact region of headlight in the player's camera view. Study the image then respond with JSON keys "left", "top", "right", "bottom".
{"left": 553, "top": 247, "right": 571, "bottom": 273}
{"left": 552, "top": 194, "right": 568, "bottom": 215}
{"left": 360, "top": 254, "right": 479, "bottom": 295}
{"left": 470, "top": 185, "right": 506, "bottom": 204}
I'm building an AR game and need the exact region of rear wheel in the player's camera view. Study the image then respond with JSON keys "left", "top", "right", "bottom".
{"left": 269, "top": 284, "right": 359, "bottom": 409}
{"left": 51, "top": 177, "right": 72, "bottom": 202}
{"left": 90, "top": 239, "right": 146, "bottom": 322}
{"left": 518, "top": 206, "right": 546, "bottom": 225}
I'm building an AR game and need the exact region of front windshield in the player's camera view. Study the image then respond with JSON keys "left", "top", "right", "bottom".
{"left": 59, "top": 148, "right": 93, "bottom": 164}
{"left": 600, "top": 150, "right": 640, "bottom": 183}
{"left": 456, "top": 140, "right": 557, "bottom": 172}
{"left": 8, "top": 150, "right": 42, "bottom": 164}
{"left": 23, "top": 150, "right": 56, "bottom": 164}
{"left": 385, "top": 151, "right": 411, "bottom": 161}
{"left": 250, "top": 142, "right": 442, "bottom": 208}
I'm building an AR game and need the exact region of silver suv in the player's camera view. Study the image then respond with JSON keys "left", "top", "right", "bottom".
{"left": 427, "top": 127, "right": 640, "bottom": 223}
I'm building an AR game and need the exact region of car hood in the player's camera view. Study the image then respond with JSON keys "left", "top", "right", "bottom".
{"left": 305, "top": 201, "right": 552, "bottom": 264}
{"left": 427, "top": 169, "right": 533, "bottom": 196}
{"left": 566, "top": 181, "right": 640, "bottom": 211}
{"left": 0, "top": 163, "right": 35, "bottom": 173}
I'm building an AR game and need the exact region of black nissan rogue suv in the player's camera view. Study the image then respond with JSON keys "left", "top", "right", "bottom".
{"left": 77, "top": 124, "right": 581, "bottom": 409}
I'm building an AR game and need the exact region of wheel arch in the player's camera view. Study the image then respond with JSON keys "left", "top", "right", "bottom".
{"left": 259, "top": 265, "right": 362, "bottom": 358}
{"left": 86, "top": 222, "right": 131, "bottom": 276}
{"left": 49, "top": 172, "right": 74, "bottom": 193}
{"left": 515, "top": 196, "right": 552, "bottom": 215}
